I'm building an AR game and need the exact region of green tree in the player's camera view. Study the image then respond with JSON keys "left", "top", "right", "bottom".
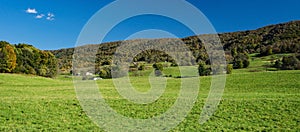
{"left": 226, "top": 64, "right": 233, "bottom": 74}
{"left": 152, "top": 63, "right": 163, "bottom": 71}
{"left": 0, "top": 41, "right": 16, "bottom": 73}
{"left": 231, "top": 48, "right": 237, "bottom": 57}
{"left": 234, "top": 60, "right": 244, "bottom": 69}
{"left": 198, "top": 62, "right": 211, "bottom": 76}
{"left": 138, "top": 64, "right": 145, "bottom": 71}
{"left": 99, "top": 69, "right": 109, "bottom": 79}
{"left": 153, "top": 63, "right": 163, "bottom": 76}
{"left": 232, "top": 53, "right": 250, "bottom": 69}
{"left": 281, "top": 55, "right": 300, "bottom": 70}
{"left": 13, "top": 44, "right": 58, "bottom": 78}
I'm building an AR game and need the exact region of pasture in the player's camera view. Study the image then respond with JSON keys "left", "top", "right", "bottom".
{"left": 0, "top": 60, "right": 299, "bottom": 131}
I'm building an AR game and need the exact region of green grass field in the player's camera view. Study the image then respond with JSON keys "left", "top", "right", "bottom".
{"left": 0, "top": 56, "right": 300, "bottom": 131}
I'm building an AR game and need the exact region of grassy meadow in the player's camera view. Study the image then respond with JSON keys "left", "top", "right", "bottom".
{"left": 0, "top": 55, "right": 299, "bottom": 131}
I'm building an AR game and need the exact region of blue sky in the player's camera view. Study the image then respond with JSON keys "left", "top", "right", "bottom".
{"left": 0, "top": 0, "right": 299, "bottom": 50}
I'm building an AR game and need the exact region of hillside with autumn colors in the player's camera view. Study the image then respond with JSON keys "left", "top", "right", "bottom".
{"left": 49, "top": 20, "right": 300, "bottom": 73}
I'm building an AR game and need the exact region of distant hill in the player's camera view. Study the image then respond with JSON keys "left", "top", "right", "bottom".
{"left": 49, "top": 20, "right": 300, "bottom": 73}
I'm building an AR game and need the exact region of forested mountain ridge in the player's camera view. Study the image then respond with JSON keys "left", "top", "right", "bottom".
{"left": 49, "top": 20, "right": 299, "bottom": 73}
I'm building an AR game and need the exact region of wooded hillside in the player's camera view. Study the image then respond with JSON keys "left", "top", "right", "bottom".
{"left": 50, "top": 21, "right": 300, "bottom": 73}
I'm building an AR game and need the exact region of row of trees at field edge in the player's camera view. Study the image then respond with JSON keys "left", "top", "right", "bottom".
{"left": 273, "top": 54, "right": 300, "bottom": 70}
{"left": 0, "top": 41, "right": 58, "bottom": 78}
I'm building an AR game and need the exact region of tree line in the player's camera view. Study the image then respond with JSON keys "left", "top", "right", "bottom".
{"left": 272, "top": 54, "right": 300, "bottom": 70}
{"left": 0, "top": 41, "right": 58, "bottom": 78}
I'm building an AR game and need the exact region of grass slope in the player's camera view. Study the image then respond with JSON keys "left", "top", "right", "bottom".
{"left": 0, "top": 57, "right": 299, "bottom": 131}
{"left": 0, "top": 74, "right": 100, "bottom": 131}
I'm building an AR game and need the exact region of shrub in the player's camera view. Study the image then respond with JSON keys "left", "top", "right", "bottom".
{"left": 153, "top": 63, "right": 163, "bottom": 76}
{"left": 138, "top": 64, "right": 145, "bottom": 71}
{"left": 243, "top": 59, "right": 250, "bottom": 68}
{"left": 281, "top": 55, "right": 300, "bottom": 70}
{"left": 170, "top": 62, "right": 178, "bottom": 67}
{"left": 152, "top": 63, "right": 163, "bottom": 71}
{"left": 233, "top": 60, "right": 243, "bottom": 69}
{"left": 163, "top": 74, "right": 172, "bottom": 77}
{"left": 226, "top": 64, "right": 233, "bottom": 74}
{"left": 232, "top": 52, "right": 250, "bottom": 69}
{"left": 198, "top": 62, "right": 211, "bottom": 76}
{"left": 99, "top": 69, "right": 109, "bottom": 79}
{"left": 273, "top": 60, "right": 282, "bottom": 69}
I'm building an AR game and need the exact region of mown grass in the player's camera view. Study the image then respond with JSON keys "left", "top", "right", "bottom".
{"left": 98, "top": 70, "right": 300, "bottom": 131}
{"left": 0, "top": 56, "right": 299, "bottom": 131}
{"left": 0, "top": 74, "right": 101, "bottom": 131}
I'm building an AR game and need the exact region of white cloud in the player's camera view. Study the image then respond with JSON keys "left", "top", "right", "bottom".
{"left": 46, "top": 13, "right": 55, "bottom": 21}
{"left": 26, "top": 8, "right": 38, "bottom": 14}
{"left": 26, "top": 8, "right": 55, "bottom": 21}
{"left": 47, "top": 13, "right": 55, "bottom": 17}
{"left": 46, "top": 17, "right": 55, "bottom": 21}
{"left": 35, "top": 14, "right": 45, "bottom": 19}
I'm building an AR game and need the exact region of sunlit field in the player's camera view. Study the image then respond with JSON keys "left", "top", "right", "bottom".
{"left": 0, "top": 67, "right": 299, "bottom": 131}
